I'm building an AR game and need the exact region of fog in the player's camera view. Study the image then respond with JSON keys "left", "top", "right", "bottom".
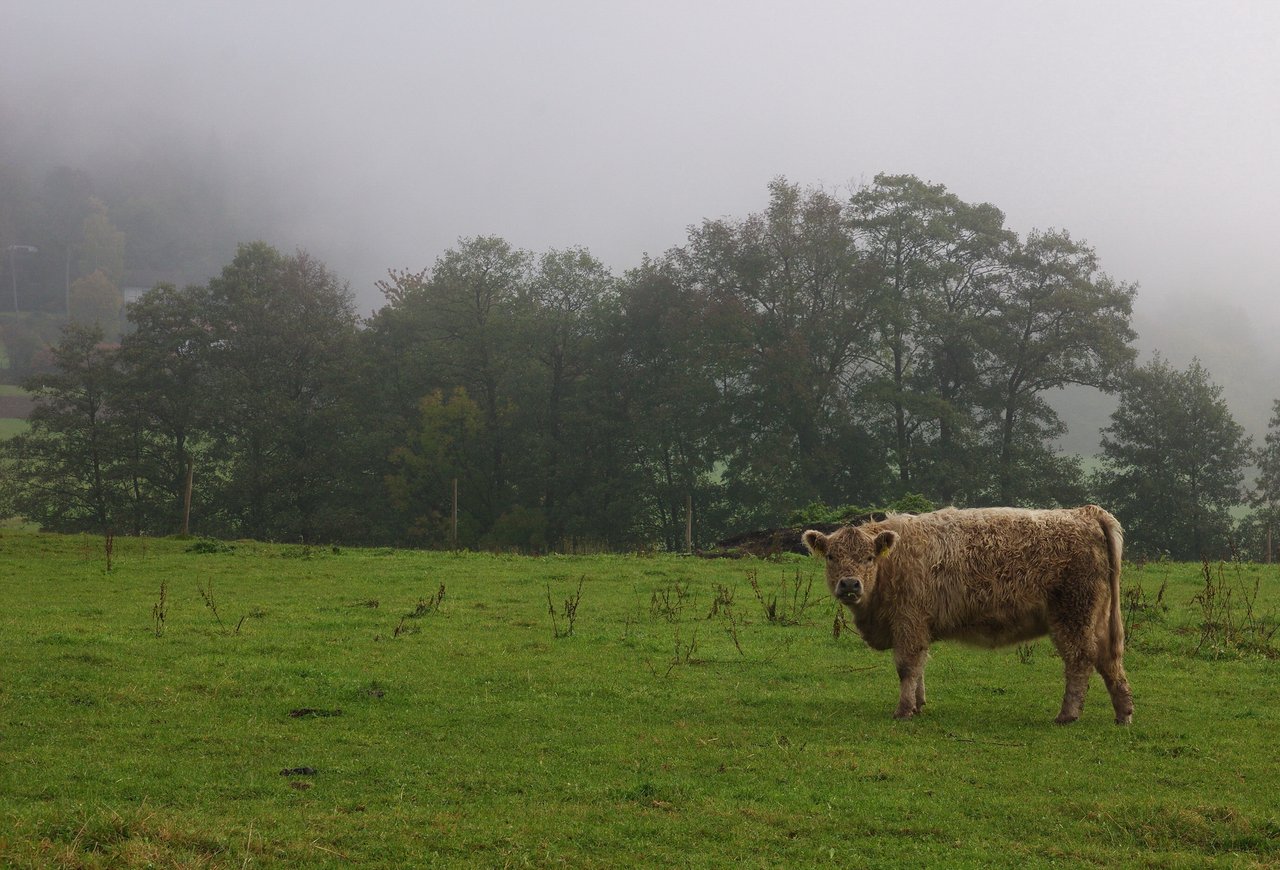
{"left": 3, "top": 0, "right": 1278, "bottom": 453}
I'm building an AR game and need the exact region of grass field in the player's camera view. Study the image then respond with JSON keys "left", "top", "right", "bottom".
{"left": 0, "top": 417, "right": 29, "bottom": 439}
{"left": 0, "top": 383, "right": 30, "bottom": 440}
{"left": 1, "top": 531, "right": 1277, "bottom": 867}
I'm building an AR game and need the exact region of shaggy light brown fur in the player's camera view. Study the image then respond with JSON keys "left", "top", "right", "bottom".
{"left": 804, "top": 506, "right": 1133, "bottom": 725}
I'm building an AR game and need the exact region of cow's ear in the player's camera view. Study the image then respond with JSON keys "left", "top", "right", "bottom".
{"left": 802, "top": 530, "right": 829, "bottom": 556}
{"left": 874, "top": 530, "right": 898, "bottom": 559}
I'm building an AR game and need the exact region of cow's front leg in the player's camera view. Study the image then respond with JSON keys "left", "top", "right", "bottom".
{"left": 892, "top": 645, "right": 928, "bottom": 719}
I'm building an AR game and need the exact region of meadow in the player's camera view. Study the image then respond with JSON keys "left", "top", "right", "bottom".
{"left": 0, "top": 530, "right": 1277, "bottom": 868}
{"left": 0, "top": 383, "right": 30, "bottom": 439}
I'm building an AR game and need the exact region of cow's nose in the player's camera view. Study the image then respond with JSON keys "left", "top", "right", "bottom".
{"left": 836, "top": 578, "right": 862, "bottom": 599}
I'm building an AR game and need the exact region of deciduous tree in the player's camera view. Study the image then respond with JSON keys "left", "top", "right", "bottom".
{"left": 1097, "top": 356, "right": 1249, "bottom": 559}
{"left": 201, "top": 243, "right": 361, "bottom": 542}
{"left": 681, "top": 178, "right": 887, "bottom": 521}
{"left": 850, "top": 173, "right": 1012, "bottom": 502}
{"left": 3, "top": 323, "right": 123, "bottom": 532}
{"left": 985, "top": 229, "right": 1136, "bottom": 504}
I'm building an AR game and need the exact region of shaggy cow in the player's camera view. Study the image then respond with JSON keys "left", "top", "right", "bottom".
{"left": 803, "top": 506, "right": 1133, "bottom": 725}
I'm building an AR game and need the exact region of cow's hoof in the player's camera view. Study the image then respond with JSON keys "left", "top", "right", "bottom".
{"left": 893, "top": 708, "right": 916, "bottom": 720}
{"left": 1115, "top": 713, "right": 1133, "bottom": 725}
{"left": 1054, "top": 713, "right": 1079, "bottom": 725}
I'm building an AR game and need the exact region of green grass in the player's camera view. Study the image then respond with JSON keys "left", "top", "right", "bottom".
{"left": 0, "top": 532, "right": 1277, "bottom": 867}
{"left": 0, "top": 383, "right": 29, "bottom": 439}
{"left": 0, "top": 417, "right": 29, "bottom": 439}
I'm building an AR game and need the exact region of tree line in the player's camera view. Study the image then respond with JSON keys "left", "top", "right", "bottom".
{"left": 1, "top": 175, "right": 1274, "bottom": 560}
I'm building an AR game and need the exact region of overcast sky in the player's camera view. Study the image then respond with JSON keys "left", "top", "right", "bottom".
{"left": 3, "top": 0, "right": 1278, "bottom": 450}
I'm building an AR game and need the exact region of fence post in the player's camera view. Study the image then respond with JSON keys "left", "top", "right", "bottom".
{"left": 180, "top": 457, "right": 194, "bottom": 536}
{"left": 685, "top": 494, "right": 693, "bottom": 553}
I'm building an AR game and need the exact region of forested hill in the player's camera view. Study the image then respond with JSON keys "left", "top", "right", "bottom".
{"left": 2, "top": 174, "right": 1278, "bottom": 560}
{"left": 0, "top": 137, "right": 253, "bottom": 318}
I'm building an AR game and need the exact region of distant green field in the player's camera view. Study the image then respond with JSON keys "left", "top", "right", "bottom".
{"left": 0, "top": 532, "right": 1277, "bottom": 867}
{"left": 0, "top": 384, "right": 31, "bottom": 440}
{"left": 0, "top": 418, "right": 29, "bottom": 439}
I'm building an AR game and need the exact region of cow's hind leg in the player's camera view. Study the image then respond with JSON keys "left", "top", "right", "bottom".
{"left": 1095, "top": 646, "right": 1134, "bottom": 725}
{"left": 893, "top": 645, "right": 928, "bottom": 720}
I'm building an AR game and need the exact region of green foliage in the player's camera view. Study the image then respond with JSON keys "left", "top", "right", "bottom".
{"left": 787, "top": 493, "right": 937, "bottom": 526}
{"left": 0, "top": 313, "right": 64, "bottom": 376}
{"left": 987, "top": 229, "right": 1136, "bottom": 504}
{"left": 888, "top": 492, "right": 937, "bottom": 514}
{"left": 184, "top": 537, "right": 235, "bottom": 554}
{"left": 4, "top": 323, "right": 123, "bottom": 532}
{"left": 1, "top": 531, "right": 1278, "bottom": 867}
{"left": 1243, "top": 400, "right": 1280, "bottom": 562}
{"left": 68, "top": 269, "right": 123, "bottom": 340}
{"left": 1, "top": 245, "right": 368, "bottom": 542}
{"left": 196, "top": 244, "right": 363, "bottom": 542}
{"left": 384, "top": 387, "right": 485, "bottom": 547}
{"left": 1097, "top": 355, "right": 1251, "bottom": 560}
{"left": 2, "top": 175, "right": 1154, "bottom": 550}
{"left": 484, "top": 505, "right": 550, "bottom": 553}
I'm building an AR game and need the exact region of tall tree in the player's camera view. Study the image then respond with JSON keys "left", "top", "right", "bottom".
{"left": 202, "top": 243, "right": 361, "bottom": 542}
{"left": 680, "top": 178, "right": 886, "bottom": 522}
{"left": 985, "top": 229, "right": 1136, "bottom": 504}
{"left": 114, "top": 282, "right": 213, "bottom": 534}
{"left": 3, "top": 324, "right": 123, "bottom": 532}
{"left": 849, "top": 174, "right": 1013, "bottom": 502}
{"left": 612, "top": 259, "right": 733, "bottom": 548}
{"left": 373, "top": 237, "right": 530, "bottom": 529}
{"left": 1097, "top": 356, "right": 1249, "bottom": 559}
{"left": 1247, "top": 399, "right": 1280, "bottom": 560}
{"left": 519, "top": 247, "right": 616, "bottom": 542}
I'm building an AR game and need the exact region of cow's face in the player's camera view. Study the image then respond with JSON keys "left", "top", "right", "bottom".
{"left": 802, "top": 526, "right": 898, "bottom": 607}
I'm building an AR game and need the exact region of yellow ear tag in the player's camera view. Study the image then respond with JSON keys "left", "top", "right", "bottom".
{"left": 876, "top": 541, "right": 894, "bottom": 559}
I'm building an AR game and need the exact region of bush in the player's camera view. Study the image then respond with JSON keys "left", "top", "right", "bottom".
{"left": 483, "top": 506, "right": 550, "bottom": 553}
{"left": 786, "top": 494, "right": 935, "bottom": 527}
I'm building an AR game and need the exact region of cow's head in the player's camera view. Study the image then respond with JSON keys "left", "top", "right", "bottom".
{"left": 802, "top": 526, "right": 898, "bottom": 607}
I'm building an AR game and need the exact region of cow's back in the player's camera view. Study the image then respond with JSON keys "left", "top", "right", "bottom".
{"left": 871, "top": 507, "right": 1110, "bottom": 646}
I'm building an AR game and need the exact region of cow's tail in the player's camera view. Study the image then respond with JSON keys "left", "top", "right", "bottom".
{"left": 1097, "top": 508, "right": 1125, "bottom": 660}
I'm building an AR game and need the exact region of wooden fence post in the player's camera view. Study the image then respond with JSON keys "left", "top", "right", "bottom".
{"left": 685, "top": 494, "right": 693, "bottom": 553}
{"left": 180, "top": 457, "right": 194, "bottom": 537}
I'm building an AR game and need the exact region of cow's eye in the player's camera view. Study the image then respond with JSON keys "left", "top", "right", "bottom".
{"left": 863, "top": 555, "right": 874, "bottom": 563}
